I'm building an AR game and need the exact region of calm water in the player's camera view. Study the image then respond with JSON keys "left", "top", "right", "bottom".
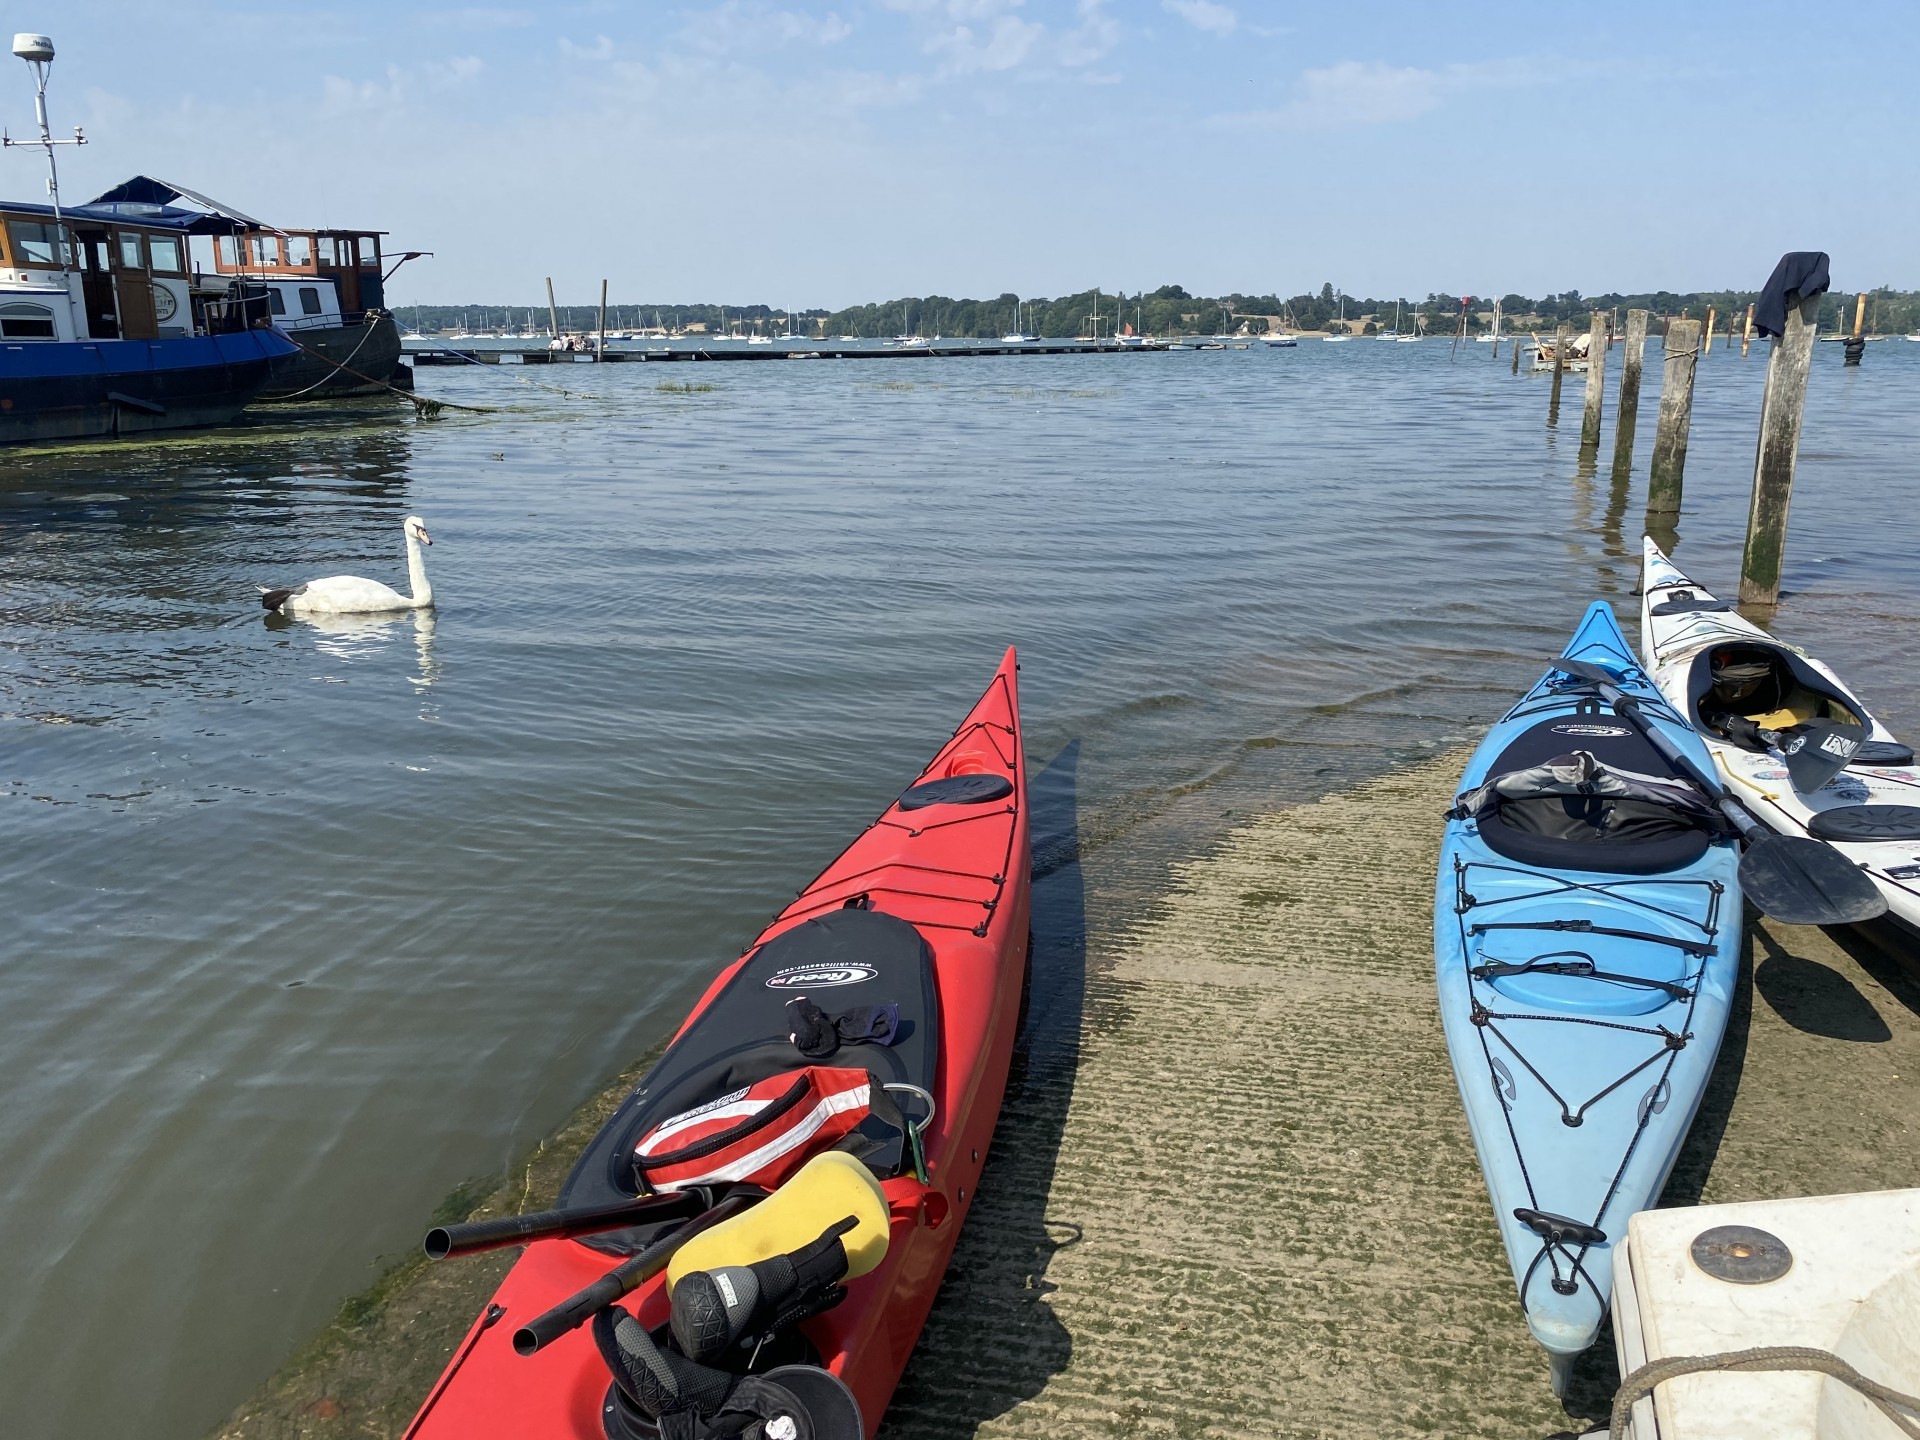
{"left": 2, "top": 338, "right": 1916, "bottom": 1438}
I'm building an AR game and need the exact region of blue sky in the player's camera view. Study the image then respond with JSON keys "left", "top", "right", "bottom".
{"left": 12, "top": 1, "right": 1919, "bottom": 308}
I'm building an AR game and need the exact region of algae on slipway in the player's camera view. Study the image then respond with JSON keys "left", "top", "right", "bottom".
{"left": 212, "top": 756, "right": 1920, "bottom": 1439}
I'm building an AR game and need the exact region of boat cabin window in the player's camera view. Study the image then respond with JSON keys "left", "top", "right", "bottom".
{"left": 298, "top": 286, "right": 322, "bottom": 315}
{"left": 286, "top": 234, "right": 312, "bottom": 267}
{"left": 8, "top": 219, "right": 75, "bottom": 267}
{"left": 118, "top": 232, "right": 147, "bottom": 271}
{"left": 316, "top": 236, "right": 341, "bottom": 266}
{"left": 0, "top": 301, "right": 57, "bottom": 338}
{"left": 267, "top": 289, "right": 286, "bottom": 316}
{"left": 356, "top": 235, "right": 379, "bottom": 268}
{"left": 250, "top": 234, "right": 281, "bottom": 267}
{"left": 147, "top": 235, "right": 184, "bottom": 275}
{"left": 216, "top": 236, "right": 241, "bottom": 268}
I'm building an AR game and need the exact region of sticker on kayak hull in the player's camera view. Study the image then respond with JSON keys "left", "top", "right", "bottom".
{"left": 1550, "top": 723, "right": 1632, "bottom": 738}
{"left": 765, "top": 964, "right": 879, "bottom": 990}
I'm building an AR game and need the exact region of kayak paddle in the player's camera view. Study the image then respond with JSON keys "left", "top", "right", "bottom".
{"left": 1553, "top": 658, "right": 1886, "bottom": 927}
{"left": 424, "top": 1187, "right": 711, "bottom": 1260}
{"left": 1777, "top": 715, "right": 1865, "bottom": 795}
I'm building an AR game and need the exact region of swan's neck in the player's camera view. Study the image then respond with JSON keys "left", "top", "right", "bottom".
{"left": 405, "top": 533, "right": 433, "bottom": 607}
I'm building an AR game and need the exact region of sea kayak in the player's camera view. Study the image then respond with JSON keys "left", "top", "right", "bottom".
{"left": 1436, "top": 603, "right": 1742, "bottom": 1394}
{"left": 1641, "top": 538, "right": 1920, "bottom": 933}
{"left": 406, "top": 650, "right": 1031, "bottom": 1440}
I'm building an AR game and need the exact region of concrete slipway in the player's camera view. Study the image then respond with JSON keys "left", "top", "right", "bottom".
{"left": 214, "top": 752, "right": 1920, "bottom": 1440}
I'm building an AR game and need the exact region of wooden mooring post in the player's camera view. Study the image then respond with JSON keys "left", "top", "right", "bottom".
{"left": 546, "top": 277, "right": 561, "bottom": 341}
{"left": 1548, "top": 323, "right": 1571, "bottom": 420}
{"left": 596, "top": 279, "right": 609, "bottom": 362}
{"left": 1741, "top": 304, "right": 1754, "bottom": 357}
{"left": 1581, "top": 310, "right": 1608, "bottom": 447}
{"left": 1645, "top": 319, "right": 1702, "bottom": 520}
{"left": 1844, "top": 292, "right": 1867, "bottom": 366}
{"left": 1511, "top": 333, "right": 1522, "bottom": 374}
{"left": 1610, "top": 309, "right": 1650, "bottom": 483}
{"left": 1738, "top": 292, "right": 1820, "bottom": 608}
{"left": 1703, "top": 305, "right": 1717, "bottom": 356}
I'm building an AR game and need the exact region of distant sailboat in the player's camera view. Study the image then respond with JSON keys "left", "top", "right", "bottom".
{"left": 1377, "top": 299, "right": 1403, "bottom": 340}
{"left": 1323, "top": 292, "right": 1352, "bottom": 342}
{"left": 1001, "top": 297, "right": 1037, "bottom": 343}
{"left": 1397, "top": 305, "right": 1424, "bottom": 342}
{"left": 1477, "top": 297, "right": 1501, "bottom": 342}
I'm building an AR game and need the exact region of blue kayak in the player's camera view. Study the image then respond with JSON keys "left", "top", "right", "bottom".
{"left": 1435, "top": 602, "right": 1742, "bottom": 1393}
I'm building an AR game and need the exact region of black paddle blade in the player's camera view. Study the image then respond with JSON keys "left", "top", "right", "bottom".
{"left": 1737, "top": 833, "right": 1887, "bottom": 926}
{"left": 1778, "top": 718, "right": 1865, "bottom": 794}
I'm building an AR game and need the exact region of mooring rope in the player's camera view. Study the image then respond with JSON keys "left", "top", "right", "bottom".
{"left": 1610, "top": 1346, "right": 1920, "bottom": 1438}
{"left": 271, "top": 318, "right": 382, "bottom": 401}
{"left": 276, "top": 332, "right": 493, "bottom": 416}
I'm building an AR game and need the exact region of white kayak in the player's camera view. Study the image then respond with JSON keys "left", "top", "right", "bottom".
{"left": 1639, "top": 537, "right": 1920, "bottom": 932}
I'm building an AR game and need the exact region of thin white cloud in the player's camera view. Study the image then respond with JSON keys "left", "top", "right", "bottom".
{"left": 1215, "top": 57, "right": 1539, "bottom": 131}
{"left": 438, "top": 8, "right": 533, "bottom": 30}
{"left": 677, "top": 2, "right": 854, "bottom": 55}
{"left": 1059, "top": 0, "right": 1121, "bottom": 67}
{"left": 319, "top": 56, "right": 485, "bottom": 113}
{"left": 559, "top": 34, "right": 617, "bottom": 61}
{"left": 1163, "top": 0, "right": 1236, "bottom": 37}
{"left": 927, "top": 14, "right": 1044, "bottom": 73}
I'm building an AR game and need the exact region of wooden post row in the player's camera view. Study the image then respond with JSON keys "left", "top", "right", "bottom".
{"left": 1739, "top": 294, "right": 1821, "bottom": 607}
{"left": 1549, "top": 323, "right": 1571, "bottom": 413}
{"left": 1645, "top": 319, "right": 1702, "bottom": 520}
{"left": 1581, "top": 310, "right": 1607, "bottom": 447}
{"left": 1611, "top": 309, "right": 1649, "bottom": 483}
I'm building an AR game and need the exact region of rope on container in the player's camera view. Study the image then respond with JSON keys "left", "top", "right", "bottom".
{"left": 1610, "top": 1345, "right": 1920, "bottom": 1439}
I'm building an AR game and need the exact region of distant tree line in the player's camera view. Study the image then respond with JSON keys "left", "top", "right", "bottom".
{"left": 397, "top": 283, "right": 1920, "bottom": 339}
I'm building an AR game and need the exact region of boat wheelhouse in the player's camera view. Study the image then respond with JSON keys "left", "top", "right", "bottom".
{"left": 0, "top": 193, "right": 295, "bottom": 443}
{"left": 90, "top": 176, "right": 415, "bottom": 399}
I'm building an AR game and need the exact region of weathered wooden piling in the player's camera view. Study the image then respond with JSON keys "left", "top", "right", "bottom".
{"left": 1511, "top": 333, "right": 1522, "bottom": 374}
{"left": 1702, "top": 305, "right": 1716, "bottom": 356}
{"left": 1738, "top": 292, "right": 1820, "bottom": 608}
{"left": 1548, "top": 323, "right": 1571, "bottom": 420}
{"left": 1581, "top": 310, "right": 1607, "bottom": 447}
{"left": 1610, "top": 309, "right": 1650, "bottom": 484}
{"left": 1645, "top": 319, "right": 1702, "bottom": 520}
{"left": 596, "top": 279, "right": 608, "bottom": 362}
{"left": 545, "top": 277, "right": 560, "bottom": 341}
{"left": 1742, "top": 303, "right": 1754, "bottom": 357}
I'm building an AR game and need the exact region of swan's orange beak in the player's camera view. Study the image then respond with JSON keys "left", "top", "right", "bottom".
{"left": 417, "top": 528, "right": 432, "bottom": 545}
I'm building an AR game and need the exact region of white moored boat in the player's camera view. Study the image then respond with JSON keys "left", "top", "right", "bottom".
{"left": 1611, "top": 1187, "right": 1920, "bottom": 1439}
{"left": 1639, "top": 538, "right": 1920, "bottom": 932}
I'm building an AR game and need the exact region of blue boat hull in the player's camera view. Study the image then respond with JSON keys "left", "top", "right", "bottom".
{"left": 0, "top": 329, "right": 298, "bottom": 444}
{"left": 1435, "top": 602, "right": 1741, "bottom": 1375}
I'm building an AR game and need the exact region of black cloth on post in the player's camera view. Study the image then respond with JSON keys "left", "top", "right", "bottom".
{"left": 1752, "top": 251, "right": 1831, "bottom": 338}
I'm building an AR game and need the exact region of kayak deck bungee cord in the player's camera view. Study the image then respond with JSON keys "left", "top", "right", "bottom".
{"left": 404, "top": 650, "right": 1030, "bottom": 1440}
{"left": 1640, "top": 537, "right": 1920, "bottom": 933}
{"left": 1436, "top": 603, "right": 1742, "bottom": 1396}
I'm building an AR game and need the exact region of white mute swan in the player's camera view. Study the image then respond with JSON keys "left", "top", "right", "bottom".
{"left": 261, "top": 515, "right": 434, "bottom": 615}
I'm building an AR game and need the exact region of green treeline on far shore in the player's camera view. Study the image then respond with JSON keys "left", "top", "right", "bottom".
{"left": 401, "top": 282, "right": 1920, "bottom": 341}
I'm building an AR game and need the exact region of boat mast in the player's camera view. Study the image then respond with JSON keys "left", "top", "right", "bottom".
{"left": 3, "top": 34, "right": 86, "bottom": 277}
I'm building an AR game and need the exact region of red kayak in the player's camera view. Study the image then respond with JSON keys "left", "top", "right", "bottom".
{"left": 406, "top": 650, "right": 1031, "bottom": 1440}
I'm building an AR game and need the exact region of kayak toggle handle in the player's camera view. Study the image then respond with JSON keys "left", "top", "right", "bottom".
{"left": 1514, "top": 1207, "right": 1606, "bottom": 1249}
